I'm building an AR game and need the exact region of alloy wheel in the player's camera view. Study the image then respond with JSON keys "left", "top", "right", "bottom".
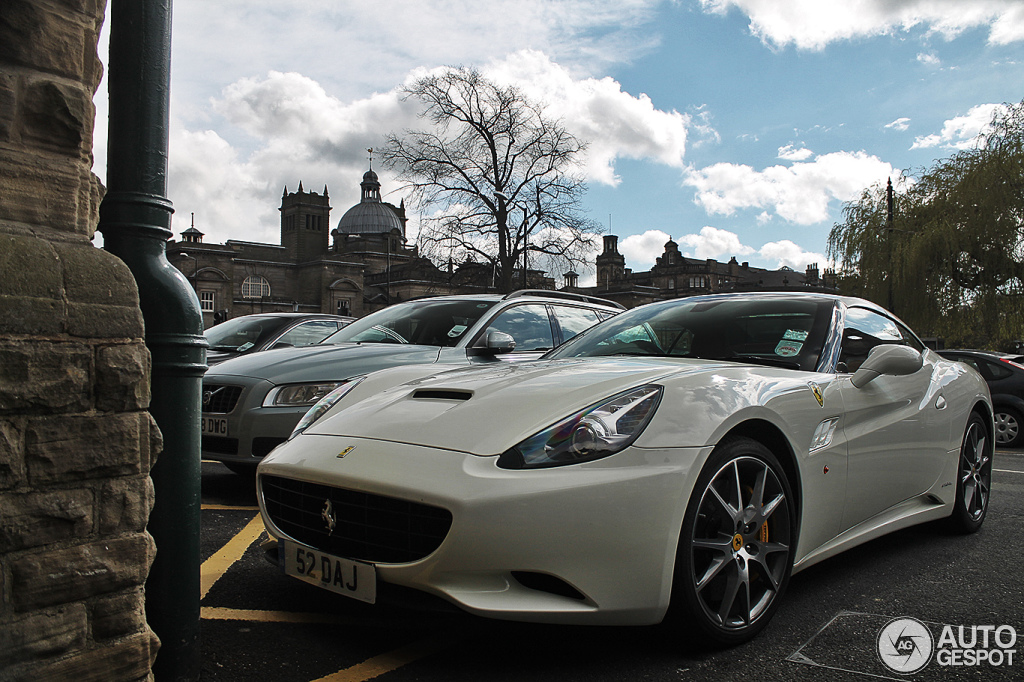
{"left": 994, "top": 411, "right": 1019, "bottom": 445}
{"left": 690, "top": 455, "right": 792, "bottom": 630}
{"left": 959, "top": 418, "right": 991, "bottom": 522}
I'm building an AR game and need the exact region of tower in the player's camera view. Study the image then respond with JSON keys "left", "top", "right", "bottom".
{"left": 596, "top": 235, "right": 626, "bottom": 286}
{"left": 280, "top": 182, "right": 332, "bottom": 262}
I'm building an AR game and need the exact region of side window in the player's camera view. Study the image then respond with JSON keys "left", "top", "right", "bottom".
{"left": 982, "top": 359, "right": 1013, "bottom": 380}
{"left": 274, "top": 320, "right": 341, "bottom": 348}
{"left": 551, "top": 306, "right": 602, "bottom": 344}
{"left": 839, "top": 308, "right": 915, "bottom": 373}
{"left": 483, "top": 304, "right": 555, "bottom": 351}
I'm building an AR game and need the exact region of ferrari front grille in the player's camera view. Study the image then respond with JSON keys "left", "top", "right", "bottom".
{"left": 260, "top": 475, "right": 453, "bottom": 564}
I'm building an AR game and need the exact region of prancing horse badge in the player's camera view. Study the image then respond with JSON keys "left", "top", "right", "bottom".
{"left": 809, "top": 382, "right": 824, "bottom": 407}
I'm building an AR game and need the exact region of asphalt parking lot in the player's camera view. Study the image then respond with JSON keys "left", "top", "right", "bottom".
{"left": 197, "top": 452, "right": 1024, "bottom": 682}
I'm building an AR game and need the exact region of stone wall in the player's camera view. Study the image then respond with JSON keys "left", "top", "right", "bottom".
{"left": 1, "top": 1, "right": 160, "bottom": 679}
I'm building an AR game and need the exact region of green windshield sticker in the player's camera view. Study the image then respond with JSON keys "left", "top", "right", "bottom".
{"left": 783, "top": 329, "right": 809, "bottom": 341}
{"left": 775, "top": 340, "right": 802, "bottom": 357}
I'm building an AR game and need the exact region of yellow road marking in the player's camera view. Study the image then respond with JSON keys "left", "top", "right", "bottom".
{"left": 201, "top": 607, "right": 348, "bottom": 624}
{"left": 310, "top": 636, "right": 450, "bottom": 682}
{"left": 202, "top": 504, "right": 260, "bottom": 511}
{"left": 200, "top": 514, "right": 265, "bottom": 599}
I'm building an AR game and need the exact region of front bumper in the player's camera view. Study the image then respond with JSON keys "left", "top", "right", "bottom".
{"left": 257, "top": 433, "right": 708, "bottom": 625}
{"left": 201, "top": 376, "right": 310, "bottom": 465}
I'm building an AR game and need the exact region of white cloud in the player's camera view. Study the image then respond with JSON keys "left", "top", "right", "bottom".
{"left": 886, "top": 117, "right": 912, "bottom": 131}
{"left": 759, "top": 240, "right": 828, "bottom": 270}
{"left": 165, "top": 53, "right": 694, "bottom": 246}
{"left": 778, "top": 144, "right": 813, "bottom": 161}
{"left": 911, "top": 102, "right": 1008, "bottom": 149}
{"left": 698, "top": 0, "right": 1024, "bottom": 49}
{"left": 917, "top": 52, "right": 941, "bottom": 67}
{"left": 620, "top": 230, "right": 673, "bottom": 269}
{"left": 684, "top": 151, "right": 896, "bottom": 224}
{"left": 679, "top": 226, "right": 756, "bottom": 260}
{"left": 489, "top": 51, "right": 690, "bottom": 185}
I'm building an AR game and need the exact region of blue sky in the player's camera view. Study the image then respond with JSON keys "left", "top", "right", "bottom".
{"left": 93, "top": 0, "right": 1024, "bottom": 285}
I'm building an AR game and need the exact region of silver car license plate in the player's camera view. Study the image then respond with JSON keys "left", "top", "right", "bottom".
{"left": 283, "top": 540, "right": 376, "bottom": 603}
{"left": 201, "top": 416, "right": 228, "bottom": 436}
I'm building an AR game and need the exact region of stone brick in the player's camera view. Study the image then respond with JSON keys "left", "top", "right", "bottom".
{"left": 0, "top": 604, "right": 87, "bottom": 667}
{"left": 12, "top": 630, "right": 159, "bottom": 682}
{"left": 95, "top": 344, "right": 151, "bottom": 412}
{"left": 54, "top": 242, "right": 144, "bottom": 338}
{"left": 26, "top": 413, "right": 143, "bottom": 484}
{"left": 91, "top": 589, "right": 146, "bottom": 641}
{"left": 11, "top": 533, "right": 154, "bottom": 611}
{"left": 0, "top": 150, "right": 89, "bottom": 232}
{"left": 0, "top": 418, "right": 26, "bottom": 490}
{"left": 0, "top": 72, "right": 16, "bottom": 143}
{"left": 144, "top": 413, "right": 163, "bottom": 473}
{"left": 0, "top": 488, "right": 93, "bottom": 552}
{"left": 22, "top": 79, "right": 93, "bottom": 158}
{"left": 0, "top": 342, "right": 91, "bottom": 413}
{"left": 0, "top": 234, "right": 66, "bottom": 336}
{"left": 0, "top": 0, "right": 90, "bottom": 80}
{"left": 98, "top": 476, "right": 153, "bottom": 536}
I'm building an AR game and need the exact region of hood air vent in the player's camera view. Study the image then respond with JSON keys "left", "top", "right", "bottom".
{"left": 411, "top": 389, "right": 473, "bottom": 401}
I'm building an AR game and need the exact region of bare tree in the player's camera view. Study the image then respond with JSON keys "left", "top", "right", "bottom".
{"left": 381, "top": 67, "right": 600, "bottom": 293}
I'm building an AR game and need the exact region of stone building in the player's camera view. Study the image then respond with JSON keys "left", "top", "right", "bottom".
{"left": 166, "top": 169, "right": 553, "bottom": 327}
{"left": 577, "top": 235, "right": 837, "bottom": 308}
{"left": 1, "top": 1, "right": 160, "bottom": 679}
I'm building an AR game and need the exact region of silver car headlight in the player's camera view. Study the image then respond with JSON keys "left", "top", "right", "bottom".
{"left": 497, "top": 385, "right": 663, "bottom": 469}
{"left": 263, "top": 382, "right": 346, "bottom": 407}
{"left": 287, "top": 376, "right": 365, "bottom": 440}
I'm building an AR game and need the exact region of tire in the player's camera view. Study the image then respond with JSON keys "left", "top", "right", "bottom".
{"left": 993, "top": 407, "right": 1022, "bottom": 447}
{"left": 944, "top": 412, "right": 992, "bottom": 534}
{"left": 669, "top": 437, "right": 795, "bottom": 646}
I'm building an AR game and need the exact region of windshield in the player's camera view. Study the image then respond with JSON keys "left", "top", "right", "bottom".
{"left": 321, "top": 299, "right": 499, "bottom": 347}
{"left": 205, "top": 316, "right": 290, "bottom": 352}
{"left": 550, "top": 296, "right": 834, "bottom": 372}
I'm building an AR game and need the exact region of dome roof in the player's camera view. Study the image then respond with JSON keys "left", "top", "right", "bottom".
{"left": 337, "top": 201, "right": 403, "bottom": 234}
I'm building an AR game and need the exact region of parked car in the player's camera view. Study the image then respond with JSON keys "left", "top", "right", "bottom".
{"left": 937, "top": 349, "right": 1024, "bottom": 447}
{"left": 204, "top": 313, "right": 354, "bottom": 365}
{"left": 201, "top": 291, "right": 622, "bottom": 473}
{"left": 256, "top": 292, "right": 991, "bottom": 645}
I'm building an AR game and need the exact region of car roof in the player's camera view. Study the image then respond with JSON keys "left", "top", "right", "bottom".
{"left": 400, "top": 290, "right": 624, "bottom": 311}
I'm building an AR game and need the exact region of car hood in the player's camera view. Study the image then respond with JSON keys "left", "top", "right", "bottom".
{"left": 204, "top": 343, "right": 444, "bottom": 384}
{"left": 304, "top": 357, "right": 723, "bottom": 455}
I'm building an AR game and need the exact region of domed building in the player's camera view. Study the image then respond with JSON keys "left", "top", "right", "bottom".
{"left": 166, "top": 166, "right": 507, "bottom": 327}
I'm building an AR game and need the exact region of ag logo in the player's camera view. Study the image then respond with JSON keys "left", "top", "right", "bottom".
{"left": 877, "top": 617, "right": 934, "bottom": 674}
{"left": 809, "top": 382, "right": 824, "bottom": 407}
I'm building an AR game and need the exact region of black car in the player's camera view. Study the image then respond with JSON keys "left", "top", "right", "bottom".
{"left": 938, "top": 349, "right": 1024, "bottom": 447}
{"left": 205, "top": 313, "right": 355, "bottom": 365}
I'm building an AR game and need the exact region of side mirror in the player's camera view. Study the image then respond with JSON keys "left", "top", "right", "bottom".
{"left": 851, "top": 344, "right": 923, "bottom": 388}
{"left": 471, "top": 331, "right": 517, "bottom": 356}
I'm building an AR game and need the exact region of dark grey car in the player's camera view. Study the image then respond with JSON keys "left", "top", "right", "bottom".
{"left": 201, "top": 291, "right": 622, "bottom": 473}
{"left": 205, "top": 313, "right": 355, "bottom": 365}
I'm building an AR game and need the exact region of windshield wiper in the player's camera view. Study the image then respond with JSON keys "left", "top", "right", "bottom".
{"left": 724, "top": 354, "right": 802, "bottom": 370}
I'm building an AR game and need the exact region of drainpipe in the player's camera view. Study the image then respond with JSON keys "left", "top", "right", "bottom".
{"left": 98, "top": 1, "right": 206, "bottom": 680}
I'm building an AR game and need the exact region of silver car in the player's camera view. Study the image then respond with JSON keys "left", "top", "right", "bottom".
{"left": 201, "top": 290, "right": 622, "bottom": 473}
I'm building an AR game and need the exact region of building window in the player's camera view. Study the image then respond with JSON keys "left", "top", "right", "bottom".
{"left": 199, "top": 290, "right": 215, "bottom": 312}
{"left": 689, "top": 276, "right": 706, "bottom": 289}
{"left": 241, "top": 275, "right": 271, "bottom": 299}
{"left": 336, "top": 299, "right": 351, "bottom": 316}
{"left": 668, "top": 278, "right": 676, "bottom": 289}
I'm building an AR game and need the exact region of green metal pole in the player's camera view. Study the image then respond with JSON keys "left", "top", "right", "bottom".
{"left": 98, "top": 1, "right": 206, "bottom": 679}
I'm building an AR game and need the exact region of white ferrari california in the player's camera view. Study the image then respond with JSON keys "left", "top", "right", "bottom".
{"left": 256, "top": 292, "right": 993, "bottom": 645}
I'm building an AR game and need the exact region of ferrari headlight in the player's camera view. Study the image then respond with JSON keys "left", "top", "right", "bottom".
{"left": 263, "top": 382, "right": 346, "bottom": 407}
{"left": 498, "top": 385, "right": 663, "bottom": 469}
{"left": 287, "top": 376, "right": 365, "bottom": 440}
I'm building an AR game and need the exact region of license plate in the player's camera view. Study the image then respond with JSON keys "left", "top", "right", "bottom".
{"left": 283, "top": 540, "right": 376, "bottom": 603}
{"left": 201, "top": 416, "right": 228, "bottom": 436}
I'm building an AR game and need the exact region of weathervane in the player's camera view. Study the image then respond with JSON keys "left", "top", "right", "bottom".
{"left": 367, "top": 147, "right": 374, "bottom": 170}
